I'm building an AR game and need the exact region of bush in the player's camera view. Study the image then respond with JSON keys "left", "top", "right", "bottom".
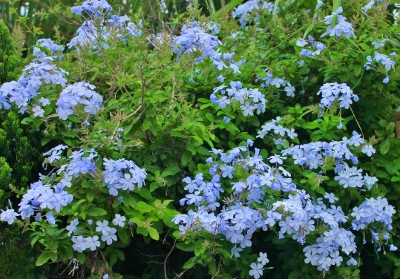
{"left": 0, "top": 0, "right": 399, "bottom": 278}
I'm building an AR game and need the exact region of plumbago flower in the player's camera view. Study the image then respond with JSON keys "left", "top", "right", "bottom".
{"left": 174, "top": 131, "right": 395, "bottom": 276}
{"left": 232, "top": 0, "right": 274, "bottom": 27}
{"left": 365, "top": 51, "right": 396, "bottom": 84}
{"left": 321, "top": 6, "right": 355, "bottom": 38}
{"left": 210, "top": 81, "right": 267, "bottom": 116}
{"left": 0, "top": 146, "right": 145, "bottom": 253}
{"left": 56, "top": 82, "right": 103, "bottom": 121}
{"left": 0, "top": 39, "right": 68, "bottom": 113}
{"left": 255, "top": 69, "right": 297, "bottom": 97}
{"left": 158, "top": 21, "right": 244, "bottom": 75}
{"left": 68, "top": 0, "right": 142, "bottom": 51}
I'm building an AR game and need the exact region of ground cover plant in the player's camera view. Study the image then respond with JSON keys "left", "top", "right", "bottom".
{"left": 0, "top": 0, "right": 400, "bottom": 278}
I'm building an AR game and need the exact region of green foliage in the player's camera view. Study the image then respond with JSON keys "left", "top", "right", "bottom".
{"left": 1, "top": 0, "right": 400, "bottom": 278}
{"left": 0, "top": 19, "right": 20, "bottom": 83}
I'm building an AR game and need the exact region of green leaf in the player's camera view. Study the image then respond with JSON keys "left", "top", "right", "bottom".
{"left": 191, "top": 135, "right": 204, "bottom": 145}
{"left": 136, "top": 201, "right": 154, "bottom": 213}
{"left": 36, "top": 251, "right": 56, "bottom": 266}
{"left": 147, "top": 227, "right": 159, "bottom": 240}
{"left": 87, "top": 207, "right": 107, "bottom": 216}
{"left": 138, "top": 187, "right": 153, "bottom": 200}
{"left": 302, "top": 121, "right": 320, "bottom": 129}
{"left": 183, "top": 258, "right": 196, "bottom": 269}
{"left": 208, "top": 260, "right": 217, "bottom": 275}
{"left": 181, "top": 151, "right": 193, "bottom": 166}
{"left": 386, "top": 122, "right": 395, "bottom": 134}
{"left": 380, "top": 138, "right": 390, "bottom": 155}
{"left": 87, "top": 189, "right": 95, "bottom": 202}
{"left": 118, "top": 229, "right": 130, "bottom": 244}
{"left": 176, "top": 242, "right": 194, "bottom": 252}
{"left": 161, "top": 165, "right": 181, "bottom": 177}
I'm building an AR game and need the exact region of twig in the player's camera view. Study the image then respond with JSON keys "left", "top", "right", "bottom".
{"left": 164, "top": 237, "right": 177, "bottom": 279}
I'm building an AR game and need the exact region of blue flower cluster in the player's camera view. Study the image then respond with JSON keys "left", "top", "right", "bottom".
{"left": 249, "top": 252, "right": 269, "bottom": 279}
{"left": 296, "top": 36, "right": 326, "bottom": 57}
{"left": 365, "top": 51, "right": 396, "bottom": 84}
{"left": 232, "top": 0, "right": 274, "bottom": 28}
{"left": 170, "top": 21, "right": 244, "bottom": 76}
{"left": 174, "top": 130, "right": 391, "bottom": 275}
{"left": 257, "top": 116, "right": 298, "bottom": 141}
{"left": 0, "top": 208, "right": 20, "bottom": 225}
{"left": 0, "top": 39, "right": 68, "bottom": 113}
{"left": 67, "top": 213, "right": 126, "bottom": 252}
{"left": 18, "top": 181, "right": 73, "bottom": 221}
{"left": 321, "top": 7, "right": 355, "bottom": 38}
{"left": 56, "top": 82, "right": 103, "bottom": 121}
{"left": 210, "top": 81, "right": 267, "bottom": 116}
{"left": 103, "top": 158, "right": 147, "bottom": 196}
{"left": 255, "top": 70, "right": 296, "bottom": 97}
{"left": 317, "top": 82, "right": 359, "bottom": 110}
{"left": 68, "top": 0, "right": 142, "bottom": 51}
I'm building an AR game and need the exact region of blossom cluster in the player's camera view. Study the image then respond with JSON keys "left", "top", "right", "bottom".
{"left": 249, "top": 252, "right": 269, "bottom": 279}
{"left": 365, "top": 51, "right": 396, "bottom": 84}
{"left": 67, "top": 214, "right": 126, "bottom": 251}
{"left": 56, "top": 82, "right": 103, "bottom": 121}
{"left": 0, "top": 39, "right": 68, "bottom": 113}
{"left": 18, "top": 181, "right": 73, "bottom": 221}
{"left": 321, "top": 7, "right": 355, "bottom": 38}
{"left": 169, "top": 21, "right": 245, "bottom": 77}
{"left": 257, "top": 116, "right": 298, "bottom": 141}
{"left": 210, "top": 81, "right": 267, "bottom": 116}
{"left": 316, "top": 82, "right": 359, "bottom": 110}
{"left": 232, "top": 0, "right": 274, "bottom": 28}
{"left": 296, "top": 36, "right": 326, "bottom": 57}
{"left": 68, "top": 0, "right": 142, "bottom": 51}
{"left": 174, "top": 129, "right": 391, "bottom": 276}
{"left": 255, "top": 70, "right": 296, "bottom": 97}
{"left": 103, "top": 158, "right": 147, "bottom": 196}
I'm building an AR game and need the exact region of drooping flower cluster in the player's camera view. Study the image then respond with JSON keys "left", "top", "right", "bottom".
{"left": 56, "top": 82, "right": 103, "bottom": 121}
{"left": 317, "top": 82, "right": 359, "bottom": 110}
{"left": 210, "top": 81, "right": 267, "bottom": 116}
{"left": 0, "top": 39, "right": 68, "bottom": 113}
{"left": 232, "top": 0, "right": 274, "bottom": 28}
{"left": 68, "top": 0, "right": 142, "bottom": 51}
{"left": 365, "top": 51, "right": 396, "bottom": 84}
{"left": 255, "top": 69, "right": 296, "bottom": 97}
{"left": 321, "top": 7, "right": 355, "bottom": 38}
{"left": 257, "top": 116, "right": 298, "bottom": 140}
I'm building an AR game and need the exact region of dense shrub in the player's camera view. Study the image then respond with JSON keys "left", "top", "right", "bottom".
{"left": 0, "top": 0, "right": 400, "bottom": 278}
